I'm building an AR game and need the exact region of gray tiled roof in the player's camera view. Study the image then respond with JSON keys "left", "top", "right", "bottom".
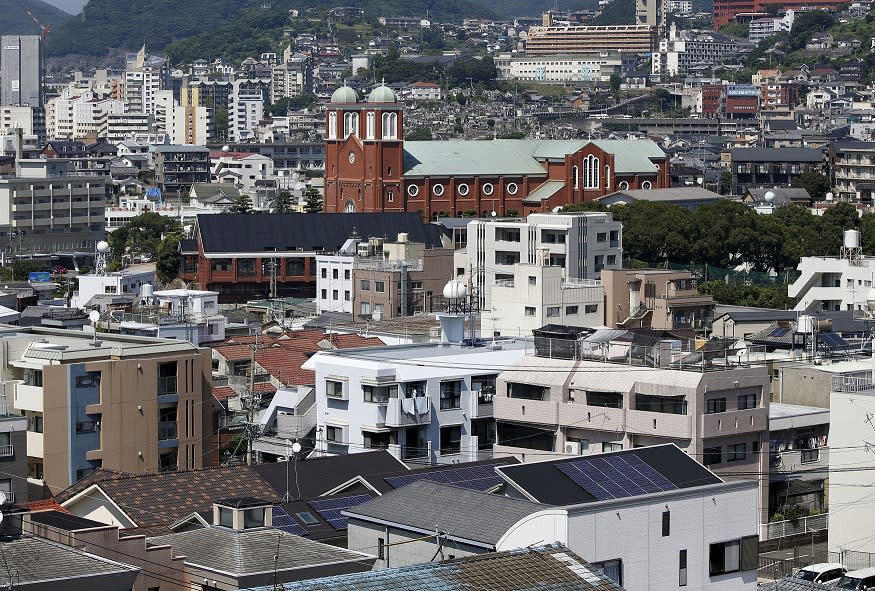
{"left": 343, "top": 480, "right": 548, "bottom": 547}
{"left": 243, "top": 543, "right": 626, "bottom": 591}
{"left": 147, "top": 527, "right": 374, "bottom": 574}
{"left": 3, "top": 535, "right": 140, "bottom": 586}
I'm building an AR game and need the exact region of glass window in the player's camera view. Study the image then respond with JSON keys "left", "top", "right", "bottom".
{"left": 507, "top": 382, "right": 547, "bottom": 401}
{"left": 706, "top": 398, "right": 727, "bottom": 414}
{"left": 709, "top": 540, "right": 740, "bottom": 575}
{"left": 440, "top": 425, "right": 461, "bottom": 454}
{"left": 326, "top": 380, "right": 344, "bottom": 398}
{"left": 363, "top": 384, "right": 397, "bottom": 403}
{"left": 440, "top": 381, "right": 462, "bottom": 409}
{"left": 662, "top": 511, "right": 670, "bottom": 537}
{"left": 244, "top": 507, "right": 265, "bottom": 528}
{"left": 525, "top": 307, "right": 536, "bottom": 316}
{"left": 326, "top": 425, "right": 343, "bottom": 442}
{"left": 361, "top": 279, "right": 370, "bottom": 291}
{"left": 727, "top": 442, "right": 746, "bottom": 462}
{"left": 547, "top": 306, "right": 560, "bottom": 317}
{"left": 703, "top": 446, "right": 722, "bottom": 465}
{"left": 363, "top": 430, "right": 390, "bottom": 449}
{"left": 738, "top": 393, "right": 757, "bottom": 410}
{"left": 219, "top": 507, "right": 233, "bottom": 527}
{"left": 375, "top": 281, "right": 385, "bottom": 293}
{"left": 566, "top": 305, "right": 579, "bottom": 315}
{"left": 679, "top": 550, "right": 688, "bottom": 587}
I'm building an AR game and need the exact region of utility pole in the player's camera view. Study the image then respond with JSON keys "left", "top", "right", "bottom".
{"left": 244, "top": 337, "right": 262, "bottom": 465}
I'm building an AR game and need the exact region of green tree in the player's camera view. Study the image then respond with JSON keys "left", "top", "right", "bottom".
{"left": 791, "top": 171, "right": 831, "bottom": 201}
{"left": 213, "top": 107, "right": 228, "bottom": 142}
{"left": 611, "top": 201, "right": 690, "bottom": 263}
{"left": 156, "top": 234, "right": 181, "bottom": 284}
{"left": 303, "top": 188, "right": 323, "bottom": 214}
{"left": 10, "top": 260, "right": 41, "bottom": 281}
{"left": 609, "top": 74, "right": 622, "bottom": 94}
{"left": 231, "top": 194, "right": 253, "bottom": 214}
{"left": 405, "top": 128, "right": 433, "bottom": 141}
{"left": 273, "top": 190, "right": 294, "bottom": 213}
{"left": 108, "top": 212, "right": 183, "bottom": 262}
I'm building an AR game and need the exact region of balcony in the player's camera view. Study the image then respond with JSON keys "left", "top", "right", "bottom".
{"left": 14, "top": 383, "right": 42, "bottom": 412}
{"left": 26, "top": 431, "right": 43, "bottom": 458}
{"left": 493, "top": 396, "right": 558, "bottom": 426}
{"left": 384, "top": 395, "right": 431, "bottom": 428}
{"left": 558, "top": 402, "right": 626, "bottom": 430}
{"left": 461, "top": 390, "right": 494, "bottom": 419}
{"left": 0, "top": 444, "right": 12, "bottom": 457}
{"left": 627, "top": 409, "right": 692, "bottom": 439}
{"left": 771, "top": 446, "right": 829, "bottom": 477}
{"left": 158, "top": 376, "right": 177, "bottom": 397}
{"left": 158, "top": 421, "right": 178, "bottom": 441}
{"left": 699, "top": 407, "right": 768, "bottom": 438}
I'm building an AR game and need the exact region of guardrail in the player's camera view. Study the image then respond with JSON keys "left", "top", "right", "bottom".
{"left": 759, "top": 513, "right": 828, "bottom": 541}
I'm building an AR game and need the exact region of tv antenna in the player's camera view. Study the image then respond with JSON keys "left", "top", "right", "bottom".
{"left": 282, "top": 440, "right": 303, "bottom": 502}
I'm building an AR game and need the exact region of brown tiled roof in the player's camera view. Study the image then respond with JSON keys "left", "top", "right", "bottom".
{"left": 212, "top": 385, "right": 236, "bottom": 402}
{"left": 23, "top": 499, "right": 68, "bottom": 513}
{"left": 57, "top": 465, "right": 279, "bottom": 529}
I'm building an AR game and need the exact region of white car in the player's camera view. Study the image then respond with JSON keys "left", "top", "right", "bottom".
{"left": 792, "top": 563, "right": 847, "bottom": 587}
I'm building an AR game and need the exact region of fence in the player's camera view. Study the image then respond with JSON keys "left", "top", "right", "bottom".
{"left": 758, "top": 551, "right": 831, "bottom": 581}
{"left": 829, "top": 550, "right": 875, "bottom": 571}
{"left": 760, "top": 513, "right": 829, "bottom": 541}
{"left": 643, "top": 261, "right": 800, "bottom": 287}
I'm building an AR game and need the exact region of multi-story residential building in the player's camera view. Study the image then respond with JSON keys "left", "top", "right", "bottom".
{"left": 464, "top": 212, "right": 622, "bottom": 311}
{"left": 748, "top": 10, "right": 795, "bottom": 43}
{"left": 305, "top": 337, "right": 530, "bottom": 465}
{"left": 495, "top": 52, "right": 626, "bottom": 83}
{"left": 154, "top": 145, "right": 210, "bottom": 198}
{"left": 829, "top": 140, "right": 875, "bottom": 202}
{"left": 409, "top": 82, "right": 442, "bottom": 100}
{"left": 768, "top": 402, "right": 829, "bottom": 516}
{"left": 154, "top": 90, "right": 209, "bottom": 146}
{"left": 787, "top": 233, "right": 875, "bottom": 312}
{"left": 228, "top": 80, "right": 264, "bottom": 142}
{"left": 525, "top": 23, "right": 657, "bottom": 55}
{"left": 652, "top": 28, "right": 738, "bottom": 78}
{"left": 0, "top": 396, "right": 28, "bottom": 505}
{"left": 0, "top": 158, "right": 105, "bottom": 255}
{"left": 117, "top": 288, "right": 227, "bottom": 346}
{"left": 71, "top": 265, "right": 155, "bottom": 308}
{"left": 636, "top": 0, "right": 667, "bottom": 31}
{"left": 601, "top": 268, "right": 715, "bottom": 332}
{"left": 207, "top": 141, "right": 325, "bottom": 173}
{"left": 5, "top": 326, "right": 210, "bottom": 497}
{"left": 122, "top": 46, "right": 169, "bottom": 115}
{"left": 209, "top": 150, "right": 274, "bottom": 202}
{"left": 45, "top": 89, "right": 125, "bottom": 141}
{"left": 725, "top": 147, "right": 823, "bottom": 195}
{"left": 491, "top": 345, "right": 771, "bottom": 523}
{"left": 105, "top": 112, "right": 151, "bottom": 144}
{"left": 1, "top": 35, "right": 43, "bottom": 107}
{"left": 270, "top": 52, "right": 313, "bottom": 103}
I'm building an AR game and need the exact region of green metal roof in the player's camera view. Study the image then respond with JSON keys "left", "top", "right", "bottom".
{"left": 403, "top": 139, "right": 664, "bottom": 178}
{"left": 523, "top": 180, "right": 565, "bottom": 204}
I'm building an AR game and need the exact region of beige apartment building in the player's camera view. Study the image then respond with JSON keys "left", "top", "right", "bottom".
{"left": 602, "top": 268, "right": 715, "bottom": 332}
{"left": 493, "top": 355, "right": 770, "bottom": 522}
{"left": 525, "top": 24, "right": 658, "bottom": 55}
{"left": 5, "top": 327, "right": 210, "bottom": 497}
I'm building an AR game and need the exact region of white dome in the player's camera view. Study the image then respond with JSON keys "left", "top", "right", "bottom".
{"left": 443, "top": 279, "right": 467, "bottom": 300}
{"left": 96, "top": 241, "right": 110, "bottom": 253}
{"left": 764, "top": 191, "right": 775, "bottom": 203}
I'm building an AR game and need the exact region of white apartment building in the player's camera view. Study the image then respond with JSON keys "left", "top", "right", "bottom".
{"left": 105, "top": 113, "right": 151, "bottom": 144}
{"left": 489, "top": 262, "right": 604, "bottom": 335}
{"left": 1, "top": 106, "right": 43, "bottom": 141}
{"left": 228, "top": 81, "right": 264, "bottom": 142}
{"left": 304, "top": 338, "right": 530, "bottom": 465}
{"left": 154, "top": 91, "right": 210, "bottom": 146}
{"left": 748, "top": 11, "right": 795, "bottom": 43}
{"left": 667, "top": 0, "right": 693, "bottom": 12}
{"left": 315, "top": 246, "right": 355, "bottom": 314}
{"left": 652, "top": 27, "right": 738, "bottom": 77}
{"left": 787, "top": 232, "right": 875, "bottom": 312}
{"left": 270, "top": 53, "right": 312, "bottom": 103}
{"left": 45, "top": 88, "right": 124, "bottom": 140}
{"left": 828, "top": 363, "right": 875, "bottom": 554}
{"left": 495, "top": 52, "right": 625, "bottom": 83}
{"left": 464, "top": 212, "right": 622, "bottom": 312}
{"left": 209, "top": 150, "right": 274, "bottom": 200}
{"left": 123, "top": 47, "right": 168, "bottom": 115}
{"left": 71, "top": 266, "right": 156, "bottom": 308}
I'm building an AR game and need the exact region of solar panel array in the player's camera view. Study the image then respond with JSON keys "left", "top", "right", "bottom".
{"left": 272, "top": 506, "right": 307, "bottom": 536}
{"left": 308, "top": 494, "right": 374, "bottom": 530}
{"left": 384, "top": 464, "right": 503, "bottom": 492}
{"left": 818, "top": 332, "right": 848, "bottom": 350}
{"left": 556, "top": 454, "right": 678, "bottom": 501}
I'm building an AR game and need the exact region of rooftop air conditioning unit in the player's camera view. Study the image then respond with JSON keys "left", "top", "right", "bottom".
{"left": 564, "top": 441, "right": 582, "bottom": 455}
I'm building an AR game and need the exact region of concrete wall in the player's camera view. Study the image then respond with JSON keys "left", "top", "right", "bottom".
{"left": 348, "top": 518, "right": 485, "bottom": 569}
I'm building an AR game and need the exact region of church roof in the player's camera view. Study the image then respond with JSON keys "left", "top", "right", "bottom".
{"left": 402, "top": 139, "right": 664, "bottom": 178}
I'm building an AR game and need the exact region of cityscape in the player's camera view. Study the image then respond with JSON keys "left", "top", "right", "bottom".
{"left": 0, "top": 0, "right": 874, "bottom": 589}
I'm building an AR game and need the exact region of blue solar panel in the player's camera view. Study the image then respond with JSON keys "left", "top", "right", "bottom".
{"left": 818, "top": 332, "right": 848, "bottom": 349}
{"left": 557, "top": 453, "right": 678, "bottom": 500}
{"left": 272, "top": 506, "right": 307, "bottom": 536}
{"left": 308, "top": 494, "right": 373, "bottom": 530}
{"left": 385, "top": 464, "right": 503, "bottom": 491}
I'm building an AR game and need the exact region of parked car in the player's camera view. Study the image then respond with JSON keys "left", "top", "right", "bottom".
{"left": 792, "top": 563, "right": 847, "bottom": 587}
{"left": 837, "top": 567, "right": 875, "bottom": 590}
{"left": 51, "top": 265, "right": 67, "bottom": 275}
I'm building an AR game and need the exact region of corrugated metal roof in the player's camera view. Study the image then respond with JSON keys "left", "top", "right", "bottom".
{"left": 523, "top": 180, "right": 566, "bottom": 204}
{"left": 404, "top": 140, "right": 549, "bottom": 177}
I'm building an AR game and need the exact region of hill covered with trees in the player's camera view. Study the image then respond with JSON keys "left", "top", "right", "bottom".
{"left": 0, "top": 0, "right": 70, "bottom": 37}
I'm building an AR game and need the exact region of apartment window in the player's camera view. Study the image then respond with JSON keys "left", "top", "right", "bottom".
{"left": 710, "top": 537, "right": 758, "bottom": 575}
{"left": 528, "top": 276, "right": 536, "bottom": 286}
{"left": 440, "top": 425, "right": 461, "bottom": 454}
{"left": 344, "top": 269, "right": 350, "bottom": 279}
{"left": 440, "top": 381, "right": 462, "bottom": 409}
{"left": 737, "top": 393, "right": 757, "bottom": 410}
{"left": 679, "top": 550, "right": 688, "bottom": 586}
{"left": 332, "top": 289, "right": 338, "bottom": 300}
{"left": 607, "top": 255, "right": 616, "bottom": 265}
{"left": 585, "top": 304, "right": 598, "bottom": 314}
{"left": 76, "top": 420, "right": 97, "bottom": 434}
{"left": 23, "top": 369, "right": 43, "bottom": 387}
{"left": 636, "top": 394, "right": 686, "bottom": 415}
{"left": 361, "top": 279, "right": 370, "bottom": 291}
{"left": 332, "top": 269, "right": 339, "bottom": 279}
{"left": 706, "top": 398, "right": 726, "bottom": 414}
{"left": 363, "top": 430, "right": 390, "bottom": 449}
{"left": 360, "top": 302, "right": 371, "bottom": 315}
{"left": 321, "top": 289, "right": 327, "bottom": 299}
{"left": 524, "top": 306, "right": 536, "bottom": 316}
{"left": 603, "top": 442, "right": 623, "bottom": 452}
{"left": 326, "top": 380, "right": 344, "bottom": 398}
{"left": 321, "top": 268, "right": 327, "bottom": 278}
{"left": 726, "top": 442, "right": 746, "bottom": 462}
{"left": 508, "top": 382, "right": 548, "bottom": 401}
{"left": 662, "top": 511, "right": 670, "bottom": 537}
{"left": 378, "top": 537, "right": 385, "bottom": 560}
{"left": 326, "top": 425, "right": 343, "bottom": 443}
{"left": 547, "top": 306, "right": 560, "bottom": 317}
{"left": 597, "top": 232, "right": 607, "bottom": 242}
{"left": 75, "top": 373, "right": 100, "bottom": 388}
{"left": 363, "top": 384, "right": 396, "bottom": 403}
{"left": 703, "top": 446, "right": 722, "bottom": 466}
{"left": 344, "top": 290, "right": 350, "bottom": 301}
{"left": 375, "top": 281, "right": 385, "bottom": 293}
{"left": 158, "top": 362, "right": 177, "bottom": 396}
{"left": 593, "top": 559, "right": 622, "bottom": 585}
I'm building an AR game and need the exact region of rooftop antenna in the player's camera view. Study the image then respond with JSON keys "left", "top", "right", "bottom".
{"left": 282, "top": 439, "right": 303, "bottom": 502}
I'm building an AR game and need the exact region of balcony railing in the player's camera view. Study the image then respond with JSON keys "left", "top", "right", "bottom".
{"left": 0, "top": 492, "right": 13, "bottom": 504}
{"left": 0, "top": 445, "right": 12, "bottom": 457}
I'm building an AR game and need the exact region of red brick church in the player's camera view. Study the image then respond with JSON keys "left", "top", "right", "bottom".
{"left": 323, "top": 84, "right": 671, "bottom": 218}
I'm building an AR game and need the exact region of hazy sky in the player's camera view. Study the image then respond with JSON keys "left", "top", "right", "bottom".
{"left": 42, "top": 0, "right": 88, "bottom": 14}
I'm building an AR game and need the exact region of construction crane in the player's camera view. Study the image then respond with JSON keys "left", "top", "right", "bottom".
{"left": 25, "top": 8, "right": 53, "bottom": 40}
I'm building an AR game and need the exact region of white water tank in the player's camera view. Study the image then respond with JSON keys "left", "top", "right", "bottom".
{"left": 397, "top": 232, "right": 408, "bottom": 243}
{"left": 844, "top": 229, "right": 861, "bottom": 249}
{"left": 141, "top": 283, "right": 153, "bottom": 299}
{"left": 443, "top": 279, "right": 467, "bottom": 301}
{"left": 797, "top": 315, "right": 816, "bottom": 334}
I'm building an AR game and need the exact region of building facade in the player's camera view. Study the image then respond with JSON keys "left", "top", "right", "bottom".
{"left": 0, "top": 35, "right": 43, "bottom": 107}
{"left": 154, "top": 145, "right": 211, "bottom": 197}
{"left": 495, "top": 52, "right": 626, "bottom": 83}
{"left": 525, "top": 24, "right": 657, "bottom": 54}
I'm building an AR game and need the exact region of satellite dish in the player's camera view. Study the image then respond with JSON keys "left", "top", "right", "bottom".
{"left": 89, "top": 310, "right": 100, "bottom": 323}
{"left": 292, "top": 441, "right": 302, "bottom": 454}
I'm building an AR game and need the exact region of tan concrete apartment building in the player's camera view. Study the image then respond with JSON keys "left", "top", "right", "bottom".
{"left": 5, "top": 327, "right": 210, "bottom": 497}
{"left": 525, "top": 24, "right": 658, "bottom": 55}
